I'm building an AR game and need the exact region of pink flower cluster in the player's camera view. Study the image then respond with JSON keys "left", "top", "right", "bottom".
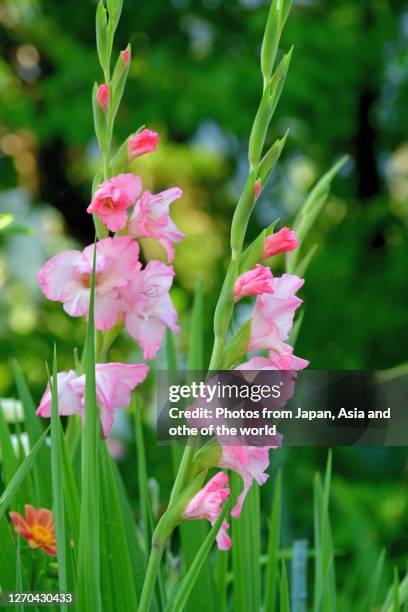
{"left": 38, "top": 236, "right": 179, "bottom": 359}
{"left": 233, "top": 227, "right": 306, "bottom": 369}
{"left": 37, "top": 128, "right": 183, "bottom": 434}
{"left": 182, "top": 445, "right": 276, "bottom": 549}
{"left": 183, "top": 227, "right": 307, "bottom": 549}
{"left": 86, "top": 172, "right": 184, "bottom": 258}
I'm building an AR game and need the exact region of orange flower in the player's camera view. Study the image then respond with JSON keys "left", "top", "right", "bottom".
{"left": 10, "top": 505, "right": 56, "bottom": 556}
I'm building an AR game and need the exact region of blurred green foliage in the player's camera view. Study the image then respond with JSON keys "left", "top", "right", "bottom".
{"left": 0, "top": 0, "right": 407, "bottom": 604}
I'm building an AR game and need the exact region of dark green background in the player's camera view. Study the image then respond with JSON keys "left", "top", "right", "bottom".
{"left": 0, "top": 0, "right": 407, "bottom": 605}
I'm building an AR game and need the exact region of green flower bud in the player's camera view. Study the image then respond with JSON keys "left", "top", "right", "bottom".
{"left": 96, "top": 2, "right": 109, "bottom": 74}
{"left": 92, "top": 82, "right": 109, "bottom": 153}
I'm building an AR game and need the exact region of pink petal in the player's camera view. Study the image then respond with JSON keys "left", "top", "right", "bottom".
{"left": 36, "top": 371, "right": 83, "bottom": 418}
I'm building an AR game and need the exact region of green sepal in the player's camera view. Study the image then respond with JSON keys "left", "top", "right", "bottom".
{"left": 96, "top": 2, "right": 109, "bottom": 74}
{"left": 110, "top": 124, "right": 145, "bottom": 174}
{"left": 92, "top": 82, "right": 109, "bottom": 153}
{"left": 269, "top": 47, "right": 293, "bottom": 118}
{"left": 248, "top": 84, "right": 274, "bottom": 167}
{"left": 258, "top": 131, "right": 288, "bottom": 186}
{"left": 222, "top": 320, "right": 251, "bottom": 369}
{"left": 240, "top": 220, "right": 278, "bottom": 273}
{"left": 111, "top": 43, "right": 131, "bottom": 123}
{"left": 153, "top": 471, "right": 208, "bottom": 548}
{"left": 261, "top": 0, "right": 293, "bottom": 82}
{"left": 213, "top": 260, "right": 238, "bottom": 340}
{"left": 230, "top": 170, "right": 257, "bottom": 257}
{"left": 107, "top": 0, "right": 123, "bottom": 32}
{"left": 286, "top": 156, "right": 348, "bottom": 272}
{"left": 248, "top": 49, "right": 292, "bottom": 168}
{"left": 191, "top": 439, "right": 223, "bottom": 475}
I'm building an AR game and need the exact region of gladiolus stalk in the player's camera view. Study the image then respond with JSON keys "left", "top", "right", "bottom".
{"left": 139, "top": 0, "right": 293, "bottom": 608}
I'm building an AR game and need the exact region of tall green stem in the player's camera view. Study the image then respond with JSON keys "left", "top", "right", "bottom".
{"left": 169, "top": 444, "right": 196, "bottom": 505}
{"left": 138, "top": 544, "right": 164, "bottom": 612}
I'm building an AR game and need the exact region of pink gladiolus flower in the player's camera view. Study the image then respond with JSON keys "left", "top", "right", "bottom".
{"left": 263, "top": 227, "right": 298, "bottom": 258}
{"left": 97, "top": 84, "right": 110, "bottom": 111}
{"left": 219, "top": 446, "right": 274, "bottom": 518}
{"left": 233, "top": 264, "right": 274, "bottom": 301}
{"left": 237, "top": 343, "right": 309, "bottom": 371}
{"left": 182, "top": 472, "right": 231, "bottom": 550}
{"left": 37, "top": 236, "right": 141, "bottom": 330}
{"left": 121, "top": 49, "right": 130, "bottom": 65}
{"left": 128, "top": 188, "right": 185, "bottom": 262}
{"left": 128, "top": 129, "right": 159, "bottom": 160}
{"left": 87, "top": 173, "right": 142, "bottom": 232}
{"left": 36, "top": 370, "right": 82, "bottom": 418}
{"left": 36, "top": 362, "right": 149, "bottom": 437}
{"left": 249, "top": 274, "right": 304, "bottom": 354}
{"left": 121, "top": 260, "right": 179, "bottom": 359}
{"left": 71, "top": 362, "right": 149, "bottom": 436}
{"left": 255, "top": 180, "right": 262, "bottom": 199}
{"left": 10, "top": 505, "right": 56, "bottom": 556}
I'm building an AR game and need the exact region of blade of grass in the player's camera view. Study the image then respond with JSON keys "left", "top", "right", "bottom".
{"left": 166, "top": 326, "right": 184, "bottom": 484}
{"left": 99, "top": 441, "right": 138, "bottom": 612}
{"left": 382, "top": 573, "right": 408, "bottom": 612}
{"left": 280, "top": 560, "right": 290, "bottom": 612}
{"left": 214, "top": 548, "right": 229, "bottom": 612}
{"left": 76, "top": 241, "right": 101, "bottom": 611}
{"left": 12, "top": 361, "right": 52, "bottom": 507}
{"left": 287, "top": 156, "right": 348, "bottom": 273}
{"left": 112, "top": 462, "right": 157, "bottom": 609}
{"left": 134, "top": 398, "right": 165, "bottom": 608}
{"left": 59, "top": 421, "right": 80, "bottom": 555}
{"left": 16, "top": 524, "right": 24, "bottom": 612}
{"left": 0, "top": 427, "right": 49, "bottom": 521}
{"left": 134, "top": 399, "right": 154, "bottom": 554}
{"left": 264, "top": 469, "right": 282, "bottom": 610}
{"left": 0, "top": 518, "right": 18, "bottom": 589}
{"left": 187, "top": 280, "right": 204, "bottom": 371}
{"left": 232, "top": 479, "right": 261, "bottom": 612}
{"left": 392, "top": 568, "right": 400, "bottom": 612}
{"left": 50, "top": 347, "right": 67, "bottom": 609}
{"left": 313, "top": 452, "right": 336, "bottom": 612}
{"left": 0, "top": 402, "right": 21, "bottom": 506}
{"left": 314, "top": 555, "right": 334, "bottom": 612}
{"left": 166, "top": 328, "right": 184, "bottom": 497}
{"left": 363, "top": 548, "right": 385, "bottom": 611}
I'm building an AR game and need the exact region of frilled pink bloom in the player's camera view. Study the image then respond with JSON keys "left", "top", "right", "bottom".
{"left": 36, "top": 362, "right": 149, "bottom": 437}
{"left": 263, "top": 227, "right": 298, "bottom": 258}
{"left": 121, "top": 49, "right": 130, "bottom": 65}
{"left": 237, "top": 343, "right": 309, "bottom": 371}
{"left": 249, "top": 274, "right": 304, "bottom": 354}
{"left": 233, "top": 264, "right": 274, "bottom": 301}
{"left": 121, "top": 260, "right": 179, "bottom": 360}
{"left": 128, "top": 129, "right": 159, "bottom": 160}
{"left": 182, "top": 472, "right": 231, "bottom": 551}
{"left": 219, "top": 446, "right": 274, "bottom": 518}
{"left": 97, "top": 84, "right": 110, "bottom": 111}
{"left": 87, "top": 173, "right": 142, "bottom": 232}
{"left": 128, "top": 188, "right": 185, "bottom": 262}
{"left": 71, "top": 363, "right": 149, "bottom": 436}
{"left": 36, "top": 370, "right": 82, "bottom": 418}
{"left": 37, "top": 236, "right": 141, "bottom": 330}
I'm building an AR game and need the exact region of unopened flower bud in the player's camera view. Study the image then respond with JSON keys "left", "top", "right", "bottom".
{"left": 97, "top": 84, "right": 110, "bottom": 111}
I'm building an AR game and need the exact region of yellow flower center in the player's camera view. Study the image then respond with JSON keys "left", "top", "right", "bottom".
{"left": 30, "top": 524, "right": 53, "bottom": 545}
